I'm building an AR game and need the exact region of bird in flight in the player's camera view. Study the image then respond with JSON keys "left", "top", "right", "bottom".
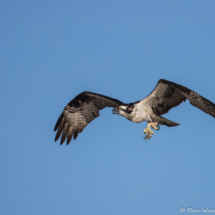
{"left": 54, "top": 79, "right": 215, "bottom": 145}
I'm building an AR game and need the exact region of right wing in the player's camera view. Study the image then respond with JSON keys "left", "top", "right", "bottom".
{"left": 54, "top": 92, "right": 124, "bottom": 145}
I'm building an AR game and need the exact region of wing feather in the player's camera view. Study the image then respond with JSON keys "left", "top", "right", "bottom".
{"left": 67, "top": 126, "right": 73, "bottom": 145}
{"left": 74, "top": 132, "right": 78, "bottom": 140}
{"left": 142, "top": 79, "right": 215, "bottom": 117}
{"left": 54, "top": 117, "right": 65, "bottom": 142}
{"left": 60, "top": 122, "right": 69, "bottom": 145}
{"left": 54, "top": 112, "right": 64, "bottom": 132}
{"left": 54, "top": 92, "right": 123, "bottom": 145}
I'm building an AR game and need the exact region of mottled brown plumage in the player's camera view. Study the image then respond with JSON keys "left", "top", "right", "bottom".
{"left": 54, "top": 92, "right": 123, "bottom": 145}
{"left": 144, "top": 79, "right": 215, "bottom": 118}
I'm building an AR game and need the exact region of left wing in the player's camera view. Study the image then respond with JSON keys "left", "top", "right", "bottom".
{"left": 54, "top": 92, "right": 123, "bottom": 145}
{"left": 141, "top": 79, "right": 215, "bottom": 117}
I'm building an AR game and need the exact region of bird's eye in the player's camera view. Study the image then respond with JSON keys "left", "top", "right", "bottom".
{"left": 119, "top": 107, "right": 121, "bottom": 110}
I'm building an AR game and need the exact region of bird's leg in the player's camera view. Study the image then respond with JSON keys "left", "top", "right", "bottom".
{"left": 143, "top": 123, "right": 154, "bottom": 136}
{"left": 143, "top": 122, "right": 160, "bottom": 136}
{"left": 150, "top": 122, "right": 160, "bottom": 131}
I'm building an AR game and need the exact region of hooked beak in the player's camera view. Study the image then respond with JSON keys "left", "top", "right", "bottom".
{"left": 112, "top": 108, "right": 118, "bottom": 114}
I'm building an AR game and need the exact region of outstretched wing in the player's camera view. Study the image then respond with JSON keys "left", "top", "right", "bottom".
{"left": 141, "top": 79, "right": 215, "bottom": 117}
{"left": 54, "top": 92, "right": 124, "bottom": 145}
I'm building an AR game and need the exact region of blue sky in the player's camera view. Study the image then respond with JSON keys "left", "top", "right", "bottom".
{"left": 1, "top": 1, "right": 215, "bottom": 215}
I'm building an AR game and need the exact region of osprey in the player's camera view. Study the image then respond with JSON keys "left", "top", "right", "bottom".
{"left": 54, "top": 79, "right": 215, "bottom": 145}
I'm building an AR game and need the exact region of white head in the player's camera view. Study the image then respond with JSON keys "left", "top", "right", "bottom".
{"left": 112, "top": 105, "right": 128, "bottom": 118}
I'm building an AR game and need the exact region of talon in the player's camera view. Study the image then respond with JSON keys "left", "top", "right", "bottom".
{"left": 143, "top": 124, "right": 154, "bottom": 136}
{"left": 157, "top": 124, "right": 160, "bottom": 130}
{"left": 150, "top": 122, "right": 160, "bottom": 131}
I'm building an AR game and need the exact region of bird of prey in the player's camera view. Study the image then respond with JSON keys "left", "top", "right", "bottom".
{"left": 54, "top": 79, "right": 215, "bottom": 145}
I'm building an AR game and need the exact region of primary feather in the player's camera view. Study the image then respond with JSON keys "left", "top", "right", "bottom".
{"left": 54, "top": 92, "right": 123, "bottom": 145}
{"left": 143, "top": 79, "right": 215, "bottom": 117}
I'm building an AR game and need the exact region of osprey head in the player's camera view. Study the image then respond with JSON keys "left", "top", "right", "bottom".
{"left": 112, "top": 105, "right": 128, "bottom": 117}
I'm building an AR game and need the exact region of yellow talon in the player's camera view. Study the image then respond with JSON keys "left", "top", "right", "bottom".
{"left": 143, "top": 123, "right": 154, "bottom": 136}
{"left": 143, "top": 122, "right": 160, "bottom": 137}
{"left": 150, "top": 122, "right": 159, "bottom": 130}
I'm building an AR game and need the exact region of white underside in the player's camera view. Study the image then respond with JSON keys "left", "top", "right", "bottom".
{"left": 128, "top": 102, "right": 154, "bottom": 123}
{"left": 117, "top": 102, "right": 159, "bottom": 139}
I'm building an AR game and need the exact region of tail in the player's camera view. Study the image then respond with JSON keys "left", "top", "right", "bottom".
{"left": 153, "top": 116, "right": 180, "bottom": 127}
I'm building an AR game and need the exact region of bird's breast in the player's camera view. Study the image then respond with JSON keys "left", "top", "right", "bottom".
{"left": 129, "top": 103, "right": 153, "bottom": 123}
{"left": 130, "top": 113, "right": 150, "bottom": 123}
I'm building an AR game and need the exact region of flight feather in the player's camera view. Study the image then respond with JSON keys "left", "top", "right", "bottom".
{"left": 54, "top": 92, "right": 123, "bottom": 145}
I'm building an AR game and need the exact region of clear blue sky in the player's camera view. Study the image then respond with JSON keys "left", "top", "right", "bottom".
{"left": 1, "top": 1, "right": 215, "bottom": 215}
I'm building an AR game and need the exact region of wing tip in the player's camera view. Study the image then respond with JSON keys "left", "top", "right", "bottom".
{"left": 54, "top": 131, "right": 80, "bottom": 145}
{"left": 54, "top": 112, "right": 64, "bottom": 132}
